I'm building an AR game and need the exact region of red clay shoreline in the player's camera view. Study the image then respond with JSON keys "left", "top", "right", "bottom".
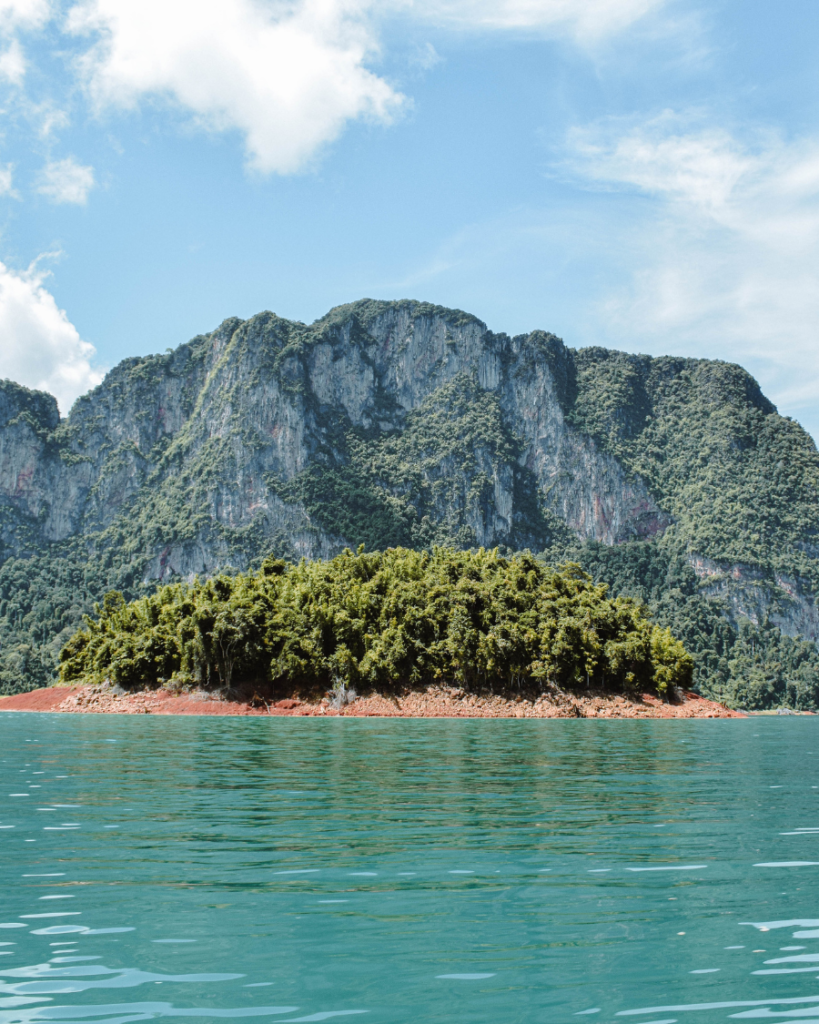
{"left": 0, "top": 685, "right": 748, "bottom": 718}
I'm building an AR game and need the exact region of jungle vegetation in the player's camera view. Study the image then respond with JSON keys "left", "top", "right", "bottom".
{"left": 58, "top": 546, "right": 692, "bottom": 698}
{"left": 542, "top": 539, "right": 819, "bottom": 711}
{"left": 567, "top": 348, "right": 819, "bottom": 592}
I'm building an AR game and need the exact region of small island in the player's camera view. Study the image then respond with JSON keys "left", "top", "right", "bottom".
{"left": 24, "top": 545, "right": 723, "bottom": 717}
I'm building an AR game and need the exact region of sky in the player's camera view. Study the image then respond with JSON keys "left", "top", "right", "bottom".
{"left": 0, "top": 0, "right": 817, "bottom": 441}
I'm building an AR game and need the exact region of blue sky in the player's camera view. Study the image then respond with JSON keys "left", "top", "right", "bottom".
{"left": 0, "top": 0, "right": 818, "bottom": 440}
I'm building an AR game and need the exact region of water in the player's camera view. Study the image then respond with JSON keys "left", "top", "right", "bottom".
{"left": 0, "top": 715, "right": 818, "bottom": 1024}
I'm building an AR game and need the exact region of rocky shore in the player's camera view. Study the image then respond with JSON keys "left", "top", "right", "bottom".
{"left": 0, "top": 684, "right": 745, "bottom": 718}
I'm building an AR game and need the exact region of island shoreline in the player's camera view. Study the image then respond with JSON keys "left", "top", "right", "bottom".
{"left": 0, "top": 685, "right": 750, "bottom": 718}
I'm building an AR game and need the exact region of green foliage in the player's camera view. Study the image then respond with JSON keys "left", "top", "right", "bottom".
{"left": 0, "top": 379, "right": 60, "bottom": 432}
{"left": 0, "top": 549, "right": 109, "bottom": 694}
{"left": 567, "top": 350, "right": 819, "bottom": 589}
{"left": 317, "top": 298, "right": 483, "bottom": 333}
{"left": 556, "top": 349, "right": 819, "bottom": 709}
{"left": 282, "top": 468, "right": 417, "bottom": 551}
{"left": 284, "top": 373, "right": 555, "bottom": 551}
{"left": 542, "top": 538, "right": 819, "bottom": 710}
{"left": 718, "top": 620, "right": 819, "bottom": 711}
{"left": 59, "top": 547, "right": 692, "bottom": 698}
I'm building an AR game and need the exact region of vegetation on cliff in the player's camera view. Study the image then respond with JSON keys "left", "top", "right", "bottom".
{"left": 280, "top": 374, "right": 552, "bottom": 552}
{"left": 567, "top": 349, "right": 819, "bottom": 591}
{"left": 58, "top": 547, "right": 692, "bottom": 697}
{"left": 543, "top": 539, "right": 819, "bottom": 711}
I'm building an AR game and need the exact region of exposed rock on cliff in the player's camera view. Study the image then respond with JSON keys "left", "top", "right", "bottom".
{"left": 0, "top": 301, "right": 671, "bottom": 571}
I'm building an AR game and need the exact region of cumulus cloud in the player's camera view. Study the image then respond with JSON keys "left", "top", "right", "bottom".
{"left": 61, "top": 0, "right": 670, "bottom": 175}
{"left": 0, "top": 258, "right": 103, "bottom": 413}
{"left": 66, "top": 0, "right": 406, "bottom": 174}
{"left": 36, "top": 156, "right": 95, "bottom": 203}
{"left": 566, "top": 113, "right": 819, "bottom": 423}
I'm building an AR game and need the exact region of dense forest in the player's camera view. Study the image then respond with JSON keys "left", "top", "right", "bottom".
{"left": 59, "top": 547, "right": 692, "bottom": 699}
{"left": 4, "top": 534, "right": 817, "bottom": 710}
{"left": 542, "top": 539, "right": 819, "bottom": 711}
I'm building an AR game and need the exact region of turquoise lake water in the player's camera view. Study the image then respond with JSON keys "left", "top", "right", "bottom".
{"left": 0, "top": 715, "right": 818, "bottom": 1024}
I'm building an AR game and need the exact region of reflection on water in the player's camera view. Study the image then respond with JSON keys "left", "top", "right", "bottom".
{"left": 0, "top": 715, "right": 818, "bottom": 1023}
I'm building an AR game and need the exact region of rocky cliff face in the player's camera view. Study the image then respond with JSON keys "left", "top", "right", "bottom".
{"left": 691, "top": 556, "right": 819, "bottom": 643}
{"left": 1, "top": 298, "right": 819, "bottom": 700}
{"left": 0, "top": 301, "right": 670, "bottom": 578}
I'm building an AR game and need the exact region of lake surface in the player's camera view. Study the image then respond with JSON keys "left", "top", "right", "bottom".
{"left": 0, "top": 715, "right": 818, "bottom": 1024}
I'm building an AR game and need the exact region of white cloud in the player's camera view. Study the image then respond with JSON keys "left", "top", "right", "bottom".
{"left": 60, "top": 0, "right": 670, "bottom": 176}
{"left": 0, "top": 257, "right": 103, "bottom": 413}
{"left": 66, "top": 0, "right": 406, "bottom": 174}
{"left": 0, "top": 0, "right": 51, "bottom": 83}
{"left": 0, "top": 0, "right": 49, "bottom": 32}
{"left": 565, "top": 113, "right": 819, "bottom": 427}
{"left": 0, "top": 162, "right": 14, "bottom": 195}
{"left": 36, "top": 156, "right": 95, "bottom": 203}
{"left": 567, "top": 115, "right": 753, "bottom": 213}
{"left": 408, "top": 40, "right": 442, "bottom": 71}
{"left": 0, "top": 37, "right": 25, "bottom": 82}
{"left": 401, "top": 0, "right": 666, "bottom": 43}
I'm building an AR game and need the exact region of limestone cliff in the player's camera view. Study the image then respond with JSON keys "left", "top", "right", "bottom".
{"left": 0, "top": 301, "right": 670, "bottom": 573}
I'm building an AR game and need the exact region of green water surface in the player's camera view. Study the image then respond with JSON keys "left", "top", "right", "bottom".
{"left": 0, "top": 715, "right": 817, "bottom": 1024}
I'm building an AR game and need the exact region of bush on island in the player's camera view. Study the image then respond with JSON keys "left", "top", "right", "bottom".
{"left": 59, "top": 546, "right": 693, "bottom": 697}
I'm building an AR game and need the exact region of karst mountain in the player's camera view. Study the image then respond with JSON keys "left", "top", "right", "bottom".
{"left": 2, "top": 299, "right": 818, "bottom": 708}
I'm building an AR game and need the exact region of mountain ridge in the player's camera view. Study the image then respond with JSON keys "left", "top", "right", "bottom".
{"left": 1, "top": 298, "right": 818, "bottom": 708}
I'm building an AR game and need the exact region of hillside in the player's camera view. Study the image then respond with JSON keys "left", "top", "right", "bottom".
{"left": 1, "top": 299, "right": 818, "bottom": 708}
